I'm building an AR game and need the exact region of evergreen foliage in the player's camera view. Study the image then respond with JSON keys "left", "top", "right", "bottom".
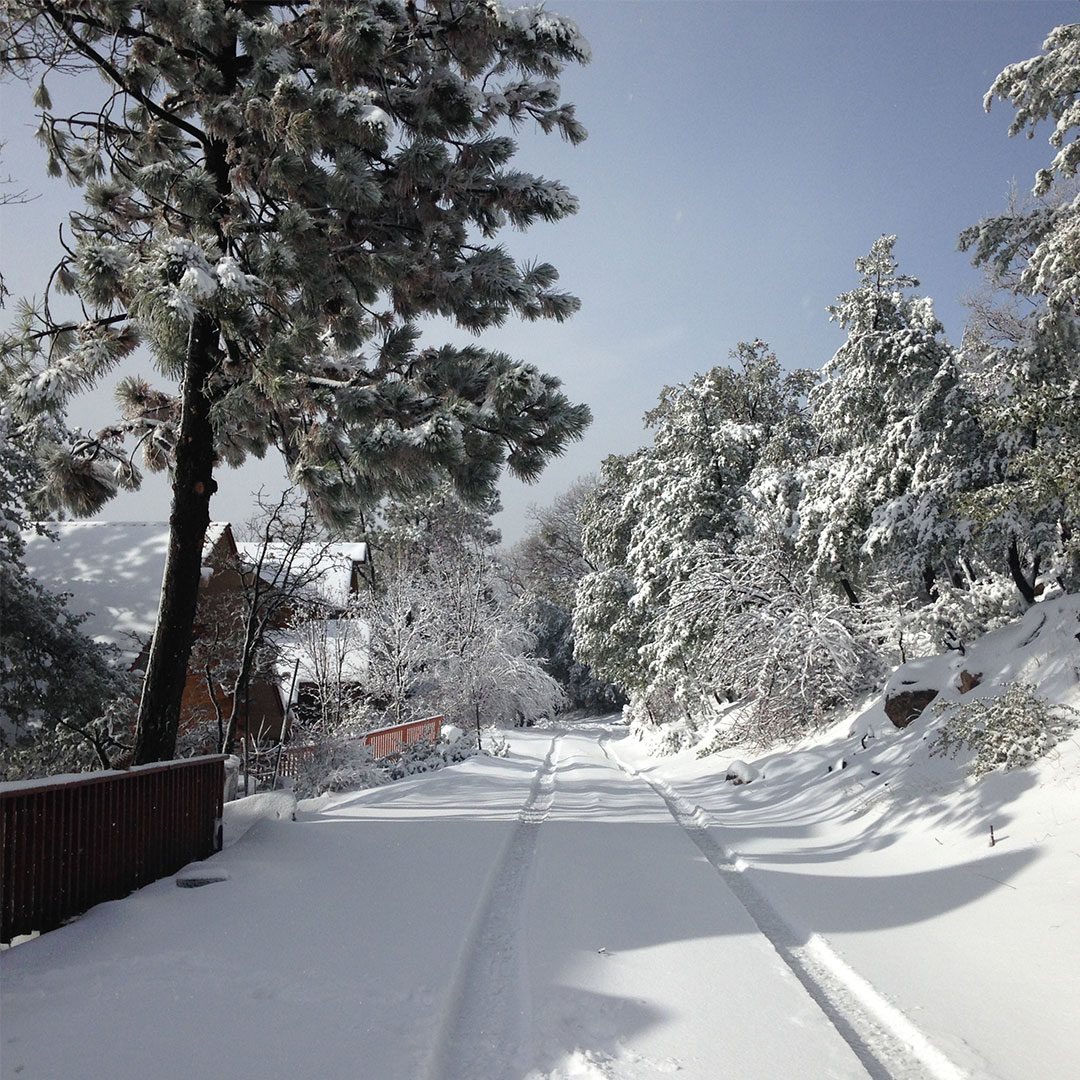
{"left": 804, "top": 235, "right": 995, "bottom": 603}
{"left": 575, "top": 341, "right": 821, "bottom": 734}
{"left": 959, "top": 20, "right": 1080, "bottom": 578}
{"left": 0, "top": 0, "right": 591, "bottom": 762}
{"left": 930, "top": 682, "right": 1079, "bottom": 777}
{"left": 573, "top": 234, "right": 1080, "bottom": 749}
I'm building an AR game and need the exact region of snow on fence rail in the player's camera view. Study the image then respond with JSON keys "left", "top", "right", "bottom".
{"left": 274, "top": 715, "right": 443, "bottom": 780}
{"left": 0, "top": 756, "right": 226, "bottom": 945}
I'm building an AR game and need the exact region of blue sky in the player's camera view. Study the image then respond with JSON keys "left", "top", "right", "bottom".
{"left": 3, "top": 0, "right": 1078, "bottom": 543}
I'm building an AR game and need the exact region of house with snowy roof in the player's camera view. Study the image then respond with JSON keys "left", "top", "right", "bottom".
{"left": 21, "top": 521, "right": 289, "bottom": 750}
{"left": 235, "top": 540, "right": 373, "bottom": 616}
{"left": 234, "top": 539, "right": 373, "bottom": 728}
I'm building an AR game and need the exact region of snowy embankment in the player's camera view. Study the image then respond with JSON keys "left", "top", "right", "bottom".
{"left": 2, "top": 600, "right": 1078, "bottom": 1080}
{"left": 619, "top": 593, "right": 1080, "bottom": 1080}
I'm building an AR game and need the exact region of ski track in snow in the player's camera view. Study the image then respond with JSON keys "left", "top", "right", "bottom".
{"left": 599, "top": 733, "right": 979, "bottom": 1080}
{"left": 424, "top": 733, "right": 563, "bottom": 1080}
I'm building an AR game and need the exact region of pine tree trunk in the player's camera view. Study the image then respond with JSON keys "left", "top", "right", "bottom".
{"left": 922, "top": 562, "right": 937, "bottom": 602}
{"left": 1007, "top": 535, "right": 1039, "bottom": 606}
{"left": 838, "top": 575, "right": 859, "bottom": 606}
{"left": 133, "top": 311, "right": 219, "bottom": 764}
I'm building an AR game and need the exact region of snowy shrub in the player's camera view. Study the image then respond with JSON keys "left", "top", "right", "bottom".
{"left": 898, "top": 576, "right": 1025, "bottom": 658}
{"left": 291, "top": 738, "right": 384, "bottom": 798}
{"left": 290, "top": 732, "right": 478, "bottom": 797}
{"left": 929, "top": 682, "right": 1079, "bottom": 777}
{"left": 486, "top": 734, "right": 511, "bottom": 758}
{"left": 724, "top": 759, "right": 760, "bottom": 785}
{"left": 440, "top": 736, "right": 479, "bottom": 766}
{"left": 385, "top": 736, "right": 477, "bottom": 779}
{"left": 627, "top": 710, "right": 699, "bottom": 757}
{"left": 694, "top": 704, "right": 757, "bottom": 757}
{"left": 619, "top": 680, "right": 699, "bottom": 754}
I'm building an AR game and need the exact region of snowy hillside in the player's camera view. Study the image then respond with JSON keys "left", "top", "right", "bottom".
{"left": 618, "top": 593, "right": 1080, "bottom": 1080}
{"left": 2, "top": 601, "right": 1078, "bottom": 1079}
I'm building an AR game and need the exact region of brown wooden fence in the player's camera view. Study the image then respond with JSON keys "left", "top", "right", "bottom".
{"left": 1, "top": 755, "right": 226, "bottom": 945}
{"left": 274, "top": 715, "right": 443, "bottom": 780}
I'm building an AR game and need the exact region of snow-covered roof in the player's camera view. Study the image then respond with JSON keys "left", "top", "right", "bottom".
{"left": 274, "top": 618, "right": 370, "bottom": 693}
{"left": 20, "top": 521, "right": 232, "bottom": 666}
{"left": 235, "top": 540, "right": 370, "bottom": 611}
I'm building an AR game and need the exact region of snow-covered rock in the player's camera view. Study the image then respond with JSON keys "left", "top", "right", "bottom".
{"left": 724, "top": 759, "right": 760, "bottom": 785}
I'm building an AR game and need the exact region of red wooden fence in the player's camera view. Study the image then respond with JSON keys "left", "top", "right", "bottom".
{"left": 365, "top": 715, "right": 443, "bottom": 759}
{"left": 274, "top": 715, "right": 443, "bottom": 780}
{"left": 1, "top": 756, "right": 226, "bottom": 945}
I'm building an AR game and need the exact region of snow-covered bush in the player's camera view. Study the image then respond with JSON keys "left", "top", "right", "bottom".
{"left": 617, "top": 674, "right": 700, "bottom": 751}
{"left": 486, "top": 734, "right": 511, "bottom": 758}
{"left": 895, "top": 576, "right": 1027, "bottom": 659}
{"left": 724, "top": 759, "right": 760, "bottom": 785}
{"left": 663, "top": 545, "right": 874, "bottom": 748}
{"left": 930, "top": 682, "right": 1079, "bottom": 777}
{"left": 628, "top": 712, "right": 700, "bottom": 757}
{"left": 291, "top": 732, "right": 478, "bottom": 798}
{"left": 385, "top": 736, "right": 477, "bottom": 779}
{"left": 291, "top": 738, "right": 384, "bottom": 798}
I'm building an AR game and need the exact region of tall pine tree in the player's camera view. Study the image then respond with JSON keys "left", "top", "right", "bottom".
{"left": 960, "top": 17, "right": 1080, "bottom": 593}
{"left": 804, "top": 236, "right": 990, "bottom": 603}
{"left": 1, "top": 0, "right": 592, "bottom": 762}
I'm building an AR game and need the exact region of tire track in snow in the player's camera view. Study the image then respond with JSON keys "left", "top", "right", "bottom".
{"left": 599, "top": 736, "right": 976, "bottom": 1080}
{"left": 424, "top": 734, "right": 562, "bottom": 1080}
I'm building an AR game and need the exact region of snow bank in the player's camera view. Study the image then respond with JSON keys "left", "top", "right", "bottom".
{"left": 619, "top": 594, "right": 1080, "bottom": 1080}
{"left": 221, "top": 789, "right": 297, "bottom": 848}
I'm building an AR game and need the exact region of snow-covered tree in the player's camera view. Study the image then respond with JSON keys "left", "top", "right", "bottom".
{"left": 575, "top": 342, "right": 816, "bottom": 728}
{"left": 663, "top": 541, "right": 872, "bottom": 746}
{"left": 504, "top": 477, "right": 621, "bottom": 712}
{"left": 958, "top": 19, "right": 1080, "bottom": 593}
{"left": 627, "top": 341, "right": 815, "bottom": 607}
{"left": 286, "top": 597, "right": 370, "bottom": 738}
{"left": 574, "top": 451, "right": 662, "bottom": 708}
{"left": 804, "top": 236, "right": 994, "bottom": 605}
{"left": 352, "top": 565, "right": 441, "bottom": 727}
{"left": 506, "top": 476, "right": 596, "bottom": 608}
{"left": 423, "top": 513, "right": 562, "bottom": 743}
{"left": 363, "top": 486, "right": 562, "bottom": 740}
{"left": 962, "top": 20, "right": 1080, "bottom": 315}
{"left": 520, "top": 596, "right": 622, "bottom": 713}
{"left": 375, "top": 482, "right": 503, "bottom": 573}
{"left": 1, "top": 0, "right": 591, "bottom": 763}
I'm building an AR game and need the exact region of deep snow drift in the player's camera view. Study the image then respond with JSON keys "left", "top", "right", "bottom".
{"left": 2, "top": 600, "right": 1079, "bottom": 1079}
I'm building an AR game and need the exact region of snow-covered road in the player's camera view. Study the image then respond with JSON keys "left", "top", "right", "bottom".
{"left": 428, "top": 727, "right": 869, "bottom": 1080}
{"left": 2, "top": 721, "right": 1012, "bottom": 1080}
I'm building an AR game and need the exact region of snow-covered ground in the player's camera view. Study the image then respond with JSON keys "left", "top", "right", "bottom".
{"left": 3, "top": 606, "right": 1080, "bottom": 1079}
